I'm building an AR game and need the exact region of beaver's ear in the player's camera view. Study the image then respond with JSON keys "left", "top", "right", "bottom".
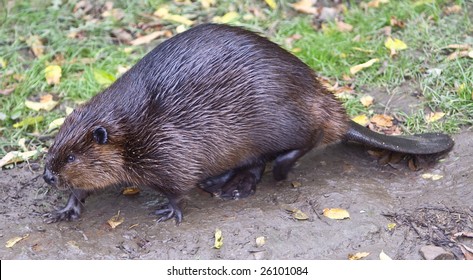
{"left": 93, "top": 127, "right": 108, "bottom": 144}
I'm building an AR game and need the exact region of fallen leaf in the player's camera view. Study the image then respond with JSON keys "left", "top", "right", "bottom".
{"left": 444, "top": 5, "right": 461, "bottom": 15}
{"left": 348, "top": 252, "right": 370, "bottom": 260}
{"left": 45, "top": 65, "right": 62, "bottom": 85}
{"left": 13, "top": 116, "right": 44, "bottom": 129}
{"left": 413, "top": 0, "right": 434, "bottom": 7}
{"left": 25, "top": 94, "right": 58, "bottom": 112}
{"left": 459, "top": 244, "right": 473, "bottom": 260}
{"left": 290, "top": 0, "right": 318, "bottom": 14}
{"left": 425, "top": 111, "right": 445, "bottom": 123}
{"left": 5, "top": 234, "right": 29, "bottom": 248}
{"left": 176, "top": 25, "right": 187, "bottom": 33}
{"left": 370, "top": 114, "right": 393, "bottom": 127}
{"left": 445, "top": 44, "right": 471, "bottom": 50}
{"left": 214, "top": 228, "right": 223, "bottom": 249}
{"left": 256, "top": 236, "right": 266, "bottom": 247}
{"left": 390, "top": 16, "right": 405, "bottom": 28}
{"left": 293, "top": 209, "right": 309, "bottom": 220}
{"left": 360, "top": 95, "right": 374, "bottom": 107}
{"left": 0, "top": 57, "right": 6, "bottom": 68}
{"left": 0, "top": 87, "right": 15, "bottom": 96}
{"left": 200, "top": 0, "right": 216, "bottom": 9}
{"left": 352, "top": 47, "right": 375, "bottom": 54}
{"left": 291, "top": 181, "right": 301, "bottom": 188}
{"left": 122, "top": 186, "right": 140, "bottom": 195}
{"left": 447, "top": 50, "right": 473, "bottom": 60}
{"left": 352, "top": 114, "right": 370, "bottom": 126}
{"left": 379, "top": 250, "right": 392, "bottom": 260}
{"left": 264, "top": 0, "right": 277, "bottom": 10}
{"left": 107, "top": 211, "right": 124, "bottom": 229}
{"left": 26, "top": 36, "right": 44, "bottom": 58}
{"left": 154, "top": 7, "right": 194, "bottom": 26}
{"left": 213, "top": 11, "right": 240, "bottom": 24}
{"left": 66, "top": 106, "right": 74, "bottom": 115}
{"left": 453, "top": 231, "right": 473, "bottom": 238}
{"left": 93, "top": 69, "right": 116, "bottom": 85}
{"left": 385, "top": 37, "right": 407, "bottom": 56}
{"left": 130, "top": 30, "right": 167, "bottom": 46}
{"left": 350, "top": 58, "right": 379, "bottom": 74}
{"left": 48, "top": 117, "right": 65, "bottom": 130}
{"left": 360, "top": 0, "right": 389, "bottom": 9}
{"left": 336, "top": 20, "right": 353, "bottom": 32}
{"left": 421, "top": 173, "right": 443, "bottom": 181}
{"left": 387, "top": 223, "right": 396, "bottom": 231}
{"left": 323, "top": 208, "right": 350, "bottom": 220}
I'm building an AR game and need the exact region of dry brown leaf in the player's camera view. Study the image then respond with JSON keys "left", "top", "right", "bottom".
{"left": 0, "top": 87, "right": 15, "bottom": 96}
{"left": 291, "top": 181, "right": 301, "bottom": 188}
{"left": 453, "top": 231, "right": 473, "bottom": 238}
{"left": 130, "top": 31, "right": 167, "bottom": 46}
{"left": 370, "top": 114, "right": 393, "bottom": 127}
{"left": 444, "top": 5, "right": 462, "bottom": 15}
{"left": 323, "top": 208, "right": 350, "bottom": 220}
{"left": 350, "top": 58, "right": 379, "bottom": 74}
{"left": 290, "top": 0, "right": 318, "bottom": 14}
{"left": 348, "top": 252, "right": 370, "bottom": 260}
{"left": 26, "top": 36, "right": 44, "bottom": 58}
{"left": 122, "top": 186, "right": 140, "bottom": 195}
{"left": 107, "top": 211, "right": 124, "bottom": 229}
{"left": 447, "top": 50, "right": 473, "bottom": 60}
{"left": 390, "top": 16, "right": 405, "bottom": 28}
{"left": 360, "top": 95, "right": 374, "bottom": 107}
{"left": 5, "top": 234, "right": 29, "bottom": 248}
{"left": 459, "top": 244, "right": 473, "bottom": 260}
{"left": 360, "top": 0, "right": 389, "bottom": 9}
{"left": 336, "top": 20, "right": 353, "bottom": 32}
{"left": 445, "top": 44, "right": 471, "bottom": 50}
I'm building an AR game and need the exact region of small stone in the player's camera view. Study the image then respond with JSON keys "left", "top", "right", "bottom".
{"left": 419, "top": 245, "right": 454, "bottom": 260}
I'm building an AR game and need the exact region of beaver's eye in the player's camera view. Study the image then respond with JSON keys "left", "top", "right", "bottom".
{"left": 67, "top": 154, "right": 76, "bottom": 163}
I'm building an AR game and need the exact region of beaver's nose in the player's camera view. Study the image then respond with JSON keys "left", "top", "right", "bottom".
{"left": 43, "top": 168, "right": 57, "bottom": 187}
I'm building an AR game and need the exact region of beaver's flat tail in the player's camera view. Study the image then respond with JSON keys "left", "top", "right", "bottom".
{"left": 344, "top": 120, "right": 454, "bottom": 155}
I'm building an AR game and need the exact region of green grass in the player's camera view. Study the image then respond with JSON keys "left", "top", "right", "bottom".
{"left": 0, "top": 0, "right": 472, "bottom": 156}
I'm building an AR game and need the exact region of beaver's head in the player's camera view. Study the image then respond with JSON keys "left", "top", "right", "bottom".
{"left": 43, "top": 106, "right": 127, "bottom": 191}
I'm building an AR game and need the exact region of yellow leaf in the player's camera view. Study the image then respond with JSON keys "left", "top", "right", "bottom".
{"left": 385, "top": 37, "right": 407, "bottom": 56}
{"left": 93, "top": 69, "right": 116, "bottom": 85}
{"left": 360, "top": 95, "right": 374, "bottom": 107}
{"left": 26, "top": 36, "right": 44, "bottom": 58}
{"left": 122, "top": 186, "right": 140, "bottom": 195}
{"left": 291, "top": 181, "right": 302, "bottom": 188}
{"left": 370, "top": 114, "right": 393, "bottom": 127}
{"left": 154, "top": 7, "right": 194, "bottom": 26}
{"left": 66, "top": 106, "right": 74, "bottom": 115}
{"left": 290, "top": 0, "right": 317, "bottom": 14}
{"left": 5, "top": 234, "right": 29, "bottom": 248}
{"left": 293, "top": 209, "right": 309, "bottom": 220}
{"left": 13, "top": 116, "right": 44, "bottom": 128}
{"left": 348, "top": 252, "right": 370, "bottom": 260}
{"left": 256, "top": 236, "right": 266, "bottom": 247}
{"left": 425, "top": 111, "right": 445, "bottom": 123}
{"left": 352, "top": 47, "right": 375, "bottom": 54}
{"left": 176, "top": 25, "right": 187, "bottom": 34}
{"left": 361, "top": 0, "right": 390, "bottom": 9}
{"left": 413, "top": 0, "right": 434, "bottom": 7}
{"left": 0, "top": 57, "right": 6, "bottom": 68}
{"left": 214, "top": 228, "right": 223, "bottom": 249}
{"left": 45, "top": 65, "right": 62, "bottom": 85}
{"left": 213, "top": 12, "right": 240, "bottom": 24}
{"left": 323, "top": 208, "right": 350, "bottom": 220}
{"left": 200, "top": 0, "right": 216, "bottom": 9}
{"left": 48, "top": 117, "right": 65, "bottom": 131}
{"left": 352, "top": 114, "right": 370, "bottom": 126}
{"left": 421, "top": 173, "right": 444, "bottom": 181}
{"left": 264, "top": 0, "right": 277, "bottom": 10}
{"left": 0, "top": 151, "right": 38, "bottom": 168}
{"left": 130, "top": 30, "right": 166, "bottom": 46}
{"left": 107, "top": 211, "right": 124, "bottom": 229}
{"left": 350, "top": 58, "right": 379, "bottom": 74}
{"left": 387, "top": 223, "right": 397, "bottom": 231}
{"left": 25, "top": 94, "right": 58, "bottom": 112}
{"left": 379, "top": 250, "right": 392, "bottom": 260}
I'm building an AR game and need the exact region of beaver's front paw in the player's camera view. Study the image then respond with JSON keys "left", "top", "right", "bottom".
{"left": 43, "top": 207, "right": 81, "bottom": 223}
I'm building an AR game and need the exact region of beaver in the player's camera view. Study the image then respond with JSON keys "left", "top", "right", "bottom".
{"left": 43, "top": 23, "right": 453, "bottom": 224}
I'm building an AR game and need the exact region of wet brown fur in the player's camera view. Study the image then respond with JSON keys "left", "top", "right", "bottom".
{"left": 44, "top": 23, "right": 348, "bottom": 219}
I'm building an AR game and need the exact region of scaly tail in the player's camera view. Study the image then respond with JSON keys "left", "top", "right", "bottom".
{"left": 344, "top": 121, "right": 454, "bottom": 154}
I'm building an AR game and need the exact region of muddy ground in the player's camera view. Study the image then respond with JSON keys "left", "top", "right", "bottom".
{"left": 0, "top": 128, "right": 472, "bottom": 260}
